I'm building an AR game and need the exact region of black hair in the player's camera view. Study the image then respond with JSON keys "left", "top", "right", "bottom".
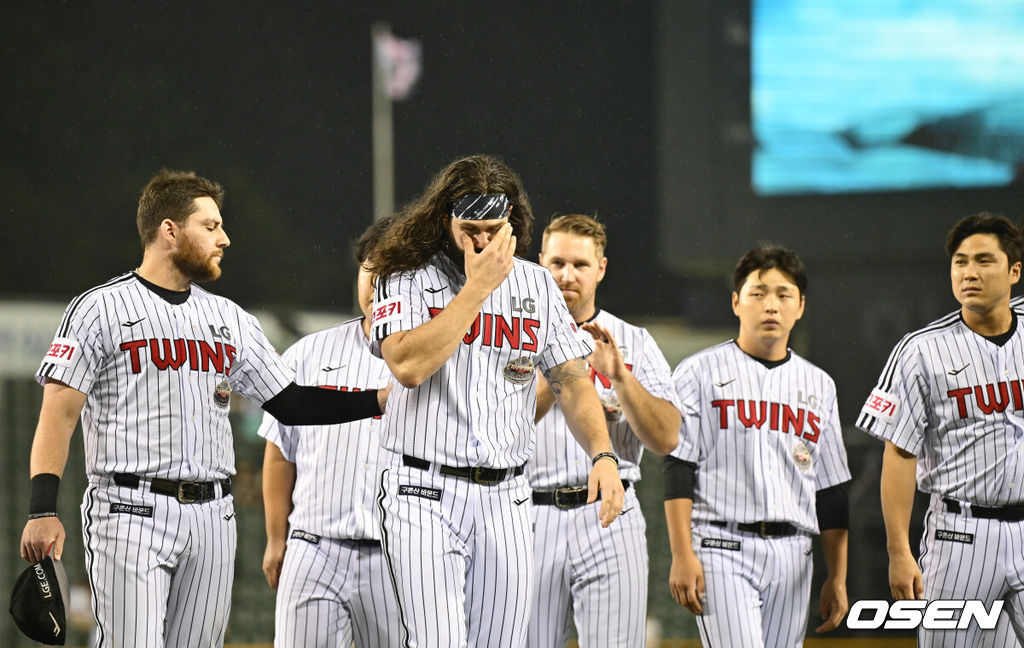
{"left": 733, "top": 243, "right": 807, "bottom": 294}
{"left": 945, "top": 212, "right": 1023, "bottom": 265}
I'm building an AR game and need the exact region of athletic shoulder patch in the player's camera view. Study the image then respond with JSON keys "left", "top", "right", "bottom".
{"left": 860, "top": 388, "right": 899, "bottom": 424}
{"left": 43, "top": 337, "right": 80, "bottom": 368}
{"left": 371, "top": 296, "right": 404, "bottom": 328}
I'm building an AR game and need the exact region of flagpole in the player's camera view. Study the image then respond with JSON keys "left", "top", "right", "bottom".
{"left": 371, "top": 22, "right": 395, "bottom": 223}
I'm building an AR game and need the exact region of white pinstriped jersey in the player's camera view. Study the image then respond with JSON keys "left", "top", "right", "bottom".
{"left": 670, "top": 341, "right": 852, "bottom": 534}
{"left": 371, "top": 252, "right": 591, "bottom": 468}
{"left": 857, "top": 300, "right": 1024, "bottom": 507}
{"left": 37, "top": 272, "right": 292, "bottom": 481}
{"left": 527, "top": 309, "right": 680, "bottom": 488}
{"left": 258, "top": 317, "right": 390, "bottom": 540}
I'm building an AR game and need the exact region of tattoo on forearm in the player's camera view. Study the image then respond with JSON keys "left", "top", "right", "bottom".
{"left": 543, "top": 358, "right": 588, "bottom": 398}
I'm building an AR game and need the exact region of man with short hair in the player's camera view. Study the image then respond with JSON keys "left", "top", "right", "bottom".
{"left": 665, "top": 244, "right": 851, "bottom": 647}
{"left": 370, "top": 155, "right": 625, "bottom": 647}
{"left": 260, "top": 215, "right": 400, "bottom": 647}
{"left": 528, "top": 213, "right": 681, "bottom": 647}
{"left": 858, "top": 212, "right": 1024, "bottom": 647}
{"left": 21, "top": 169, "right": 386, "bottom": 647}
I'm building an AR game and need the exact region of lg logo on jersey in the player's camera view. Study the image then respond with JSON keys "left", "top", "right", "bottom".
{"left": 846, "top": 599, "right": 1004, "bottom": 630}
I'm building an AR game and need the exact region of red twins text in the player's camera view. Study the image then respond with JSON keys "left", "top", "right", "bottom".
{"left": 428, "top": 308, "right": 540, "bottom": 351}
{"left": 947, "top": 380, "right": 1024, "bottom": 418}
{"left": 119, "top": 339, "right": 238, "bottom": 374}
{"left": 711, "top": 399, "right": 821, "bottom": 443}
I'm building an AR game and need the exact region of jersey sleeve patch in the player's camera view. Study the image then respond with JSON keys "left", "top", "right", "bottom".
{"left": 43, "top": 337, "right": 80, "bottom": 368}
{"left": 860, "top": 387, "right": 900, "bottom": 424}
{"left": 371, "top": 295, "right": 404, "bottom": 328}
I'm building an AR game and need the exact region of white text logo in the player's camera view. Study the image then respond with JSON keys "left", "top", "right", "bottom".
{"left": 847, "top": 600, "right": 1003, "bottom": 630}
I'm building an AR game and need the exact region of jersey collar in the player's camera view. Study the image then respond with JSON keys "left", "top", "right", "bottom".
{"left": 133, "top": 272, "right": 191, "bottom": 305}
{"left": 733, "top": 340, "right": 791, "bottom": 369}
{"left": 961, "top": 309, "right": 1018, "bottom": 347}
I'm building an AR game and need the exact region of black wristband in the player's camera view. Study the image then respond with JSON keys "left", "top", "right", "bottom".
{"left": 591, "top": 451, "right": 618, "bottom": 467}
{"left": 29, "top": 473, "right": 60, "bottom": 518}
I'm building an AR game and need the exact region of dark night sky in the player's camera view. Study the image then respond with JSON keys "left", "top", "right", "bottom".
{"left": 1, "top": 2, "right": 657, "bottom": 312}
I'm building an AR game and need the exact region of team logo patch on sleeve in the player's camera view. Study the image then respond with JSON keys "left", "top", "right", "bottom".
{"left": 503, "top": 356, "right": 535, "bottom": 384}
{"left": 371, "top": 296, "right": 404, "bottom": 327}
{"left": 861, "top": 388, "right": 899, "bottom": 424}
{"left": 44, "top": 337, "right": 79, "bottom": 368}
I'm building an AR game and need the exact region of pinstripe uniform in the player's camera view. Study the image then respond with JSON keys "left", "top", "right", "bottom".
{"left": 526, "top": 309, "right": 680, "bottom": 647}
{"left": 670, "top": 341, "right": 851, "bottom": 647}
{"left": 371, "top": 252, "right": 591, "bottom": 648}
{"left": 37, "top": 272, "right": 293, "bottom": 647}
{"left": 857, "top": 298, "right": 1024, "bottom": 647}
{"left": 258, "top": 317, "right": 399, "bottom": 647}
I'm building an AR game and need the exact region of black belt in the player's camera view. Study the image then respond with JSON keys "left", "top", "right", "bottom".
{"left": 402, "top": 455, "right": 524, "bottom": 485}
{"left": 943, "top": 498, "right": 1024, "bottom": 522}
{"left": 532, "top": 481, "right": 632, "bottom": 510}
{"left": 113, "top": 473, "right": 231, "bottom": 504}
{"left": 711, "top": 520, "right": 799, "bottom": 538}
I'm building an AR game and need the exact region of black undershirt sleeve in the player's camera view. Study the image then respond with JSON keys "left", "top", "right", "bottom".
{"left": 663, "top": 455, "right": 697, "bottom": 501}
{"left": 816, "top": 482, "right": 850, "bottom": 530}
{"left": 262, "top": 382, "right": 382, "bottom": 426}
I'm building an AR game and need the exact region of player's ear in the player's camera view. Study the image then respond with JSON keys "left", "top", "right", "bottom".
{"left": 796, "top": 293, "right": 806, "bottom": 320}
{"left": 731, "top": 291, "right": 740, "bottom": 315}
{"left": 1009, "top": 261, "right": 1021, "bottom": 285}
{"left": 158, "top": 219, "right": 179, "bottom": 245}
{"left": 597, "top": 257, "right": 608, "bottom": 283}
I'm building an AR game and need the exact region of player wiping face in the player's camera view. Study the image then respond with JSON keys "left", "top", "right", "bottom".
{"left": 444, "top": 193, "right": 622, "bottom": 526}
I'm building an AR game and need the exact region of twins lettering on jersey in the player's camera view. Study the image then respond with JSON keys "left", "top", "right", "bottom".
{"left": 427, "top": 308, "right": 541, "bottom": 351}
{"left": 947, "top": 379, "right": 1024, "bottom": 417}
{"left": 119, "top": 338, "right": 238, "bottom": 374}
{"left": 709, "top": 398, "right": 822, "bottom": 443}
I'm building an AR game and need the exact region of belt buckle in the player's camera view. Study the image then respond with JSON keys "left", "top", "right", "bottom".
{"left": 176, "top": 481, "right": 202, "bottom": 504}
{"left": 470, "top": 467, "right": 501, "bottom": 486}
{"left": 554, "top": 488, "right": 584, "bottom": 510}
{"left": 759, "top": 521, "right": 769, "bottom": 538}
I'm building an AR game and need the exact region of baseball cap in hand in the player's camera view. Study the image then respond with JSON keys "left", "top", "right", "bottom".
{"left": 9, "top": 556, "right": 69, "bottom": 645}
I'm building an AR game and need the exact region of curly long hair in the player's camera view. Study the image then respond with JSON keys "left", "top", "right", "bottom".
{"left": 372, "top": 155, "right": 534, "bottom": 281}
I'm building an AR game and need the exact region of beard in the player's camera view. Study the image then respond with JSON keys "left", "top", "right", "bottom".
{"left": 172, "top": 233, "right": 222, "bottom": 283}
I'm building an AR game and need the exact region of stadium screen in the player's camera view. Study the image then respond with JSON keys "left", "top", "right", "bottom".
{"left": 752, "top": 0, "right": 1024, "bottom": 196}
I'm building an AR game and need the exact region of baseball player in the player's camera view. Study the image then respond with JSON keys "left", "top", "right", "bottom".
{"left": 664, "top": 244, "right": 852, "bottom": 647}
{"left": 858, "top": 212, "right": 1024, "bottom": 647}
{"left": 259, "top": 215, "right": 400, "bottom": 647}
{"left": 20, "top": 169, "right": 386, "bottom": 648}
{"left": 369, "top": 155, "right": 625, "bottom": 648}
{"left": 527, "top": 214, "right": 681, "bottom": 648}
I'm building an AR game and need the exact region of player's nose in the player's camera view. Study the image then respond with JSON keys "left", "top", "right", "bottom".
{"left": 219, "top": 229, "right": 231, "bottom": 248}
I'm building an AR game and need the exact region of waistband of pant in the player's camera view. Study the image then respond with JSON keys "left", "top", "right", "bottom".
{"left": 710, "top": 520, "right": 800, "bottom": 538}
{"left": 111, "top": 473, "right": 231, "bottom": 504}
{"left": 531, "top": 481, "right": 632, "bottom": 509}
{"left": 401, "top": 454, "right": 524, "bottom": 485}
{"left": 942, "top": 497, "right": 1024, "bottom": 522}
